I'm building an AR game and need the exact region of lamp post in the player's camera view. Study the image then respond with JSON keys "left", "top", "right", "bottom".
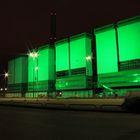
{"left": 4, "top": 72, "right": 8, "bottom": 95}
{"left": 86, "top": 55, "right": 92, "bottom": 75}
{"left": 86, "top": 55, "right": 92, "bottom": 98}
{"left": 29, "top": 51, "right": 38, "bottom": 98}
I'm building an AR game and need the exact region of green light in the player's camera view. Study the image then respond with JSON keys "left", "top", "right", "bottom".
{"left": 38, "top": 47, "right": 49, "bottom": 80}
{"left": 28, "top": 55, "right": 36, "bottom": 82}
{"left": 118, "top": 21, "right": 140, "bottom": 61}
{"left": 95, "top": 27, "right": 118, "bottom": 74}
{"left": 55, "top": 39, "right": 69, "bottom": 71}
{"left": 70, "top": 37, "right": 86, "bottom": 69}
{"left": 28, "top": 45, "right": 55, "bottom": 91}
{"left": 15, "top": 57, "right": 24, "bottom": 83}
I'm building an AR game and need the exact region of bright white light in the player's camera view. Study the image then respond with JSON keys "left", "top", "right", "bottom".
{"left": 0, "top": 88, "right": 3, "bottom": 91}
{"left": 35, "top": 66, "right": 38, "bottom": 71}
{"left": 5, "top": 73, "right": 8, "bottom": 77}
{"left": 29, "top": 52, "right": 38, "bottom": 58}
{"left": 86, "top": 56, "right": 92, "bottom": 60}
{"left": 5, "top": 88, "right": 7, "bottom": 91}
{"left": 34, "top": 52, "right": 38, "bottom": 58}
{"left": 29, "top": 52, "right": 34, "bottom": 57}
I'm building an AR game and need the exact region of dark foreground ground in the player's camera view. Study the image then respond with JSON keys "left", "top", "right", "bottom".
{"left": 0, "top": 106, "right": 140, "bottom": 140}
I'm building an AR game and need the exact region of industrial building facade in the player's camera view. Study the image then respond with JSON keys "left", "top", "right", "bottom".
{"left": 7, "top": 16, "right": 140, "bottom": 98}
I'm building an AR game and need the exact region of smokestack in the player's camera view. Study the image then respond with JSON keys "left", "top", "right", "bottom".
{"left": 50, "top": 11, "right": 56, "bottom": 45}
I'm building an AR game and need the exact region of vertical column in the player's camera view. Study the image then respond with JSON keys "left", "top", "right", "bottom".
{"left": 50, "top": 11, "right": 56, "bottom": 96}
{"left": 68, "top": 37, "right": 71, "bottom": 76}
{"left": 114, "top": 24, "right": 120, "bottom": 72}
{"left": 92, "top": 29, "right": 98, "bottom": 94}
{"left": 50, "top": 12, "right": 56, "bottom": 45}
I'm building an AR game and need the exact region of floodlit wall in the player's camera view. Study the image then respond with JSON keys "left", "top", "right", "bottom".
{"left": 98, "top": 69, "right": 140, "bottom": 88}
{"left": 70, "top": 34, "right": 92, "bottom": 76}
{"left": 28, "top": 45, "right": 55, "bottom": 92}
{"left": 70, "top": 36, "right": 86, "bottom": 69}
{"left": 117, "top": 18, "right": 140, "bottom": 61}
{"left": 97, "top": 16, "right": 140, "bottom": 88}
{"left": 38, "top": 47, "right": 49, "bottom": 81}
{"left": 55, "top": 39, "right": 69, "bottom": 72}
{"left": 95, "top": 25, "right": 118, "bottom": 74}
{"left": 15, "top": 57, "right": 23, "bottom": 83}
{"left": 8, "top": 56, "right": 28, "bottom": 93}
{"left": 55, "top": 33, "right": 92, "bottom": 90}
{"left": 8, "top": 59, "right": 15, "bottom": 84}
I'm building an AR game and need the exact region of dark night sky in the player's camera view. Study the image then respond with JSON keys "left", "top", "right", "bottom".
{"left": 0, "top": 0, "right": 140, "bottom": 74}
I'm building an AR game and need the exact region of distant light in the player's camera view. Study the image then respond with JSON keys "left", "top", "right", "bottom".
{"left": 5, "top": 72, "right": 8, "bottom": 77}
{"left": 29, "top": 52, "right": 38, "bottom": 58}
{"left": 5, "top": 88, "right": 7, "bottom": 91}
{"left": 35, "top": 66, "right": 38, "bottom": 71}
{"left": 59, "top": 92, "right": 62, "bottom": 96}
{"left": 34, "top": 52, "right": 38, "bottom": 58}
{"left": 29, "top": 52, "right": 34, "bottom": 57}
{"left": 86, "top": 56, "right": 92, "bottom": 60}
{"left": 0, "top": 88, "right": 3, "bottom": 91}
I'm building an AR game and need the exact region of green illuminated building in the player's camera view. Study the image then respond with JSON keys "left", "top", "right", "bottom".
{"left": 55, "top": 33, "right": 93, "bottom": 95}
{"left": 8, "top": 55, "right": 28, "bottom": 96}
{"left": 7, "top": 15, "right": 140, "bottom": 98}
{"left": 96, "top": 16, "right": 140, "bottom": 90}
{"left": 28, "top": 45, "right": 55, "bottom": 96}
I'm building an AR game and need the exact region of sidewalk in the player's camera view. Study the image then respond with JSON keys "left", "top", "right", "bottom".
{"left": 0, "top": 97, "right": 125, "bottom": 112}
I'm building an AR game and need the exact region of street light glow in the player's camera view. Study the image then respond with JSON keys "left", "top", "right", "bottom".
{"left": 5, "top": 88, "right": 7, "bottom": 91}
{"left": 35, "top": 66, "right": 38, "bottom": 71}
{"left": 29, "top": 52, "right": 38, "bottom": 58}
{"left": 0, "top": 88, "right": 3, "bottom": 91}
{"left": 34, "top": 52, "right": 38, "bottom": 58}
{"left": 29, "top": 52, "right": 34, "bottom": 57}
{"left": 86, "top": 56, "right": 92, "bottom": 60}
{"left": 5, "top": 72, "right": 8, "bottom": 77}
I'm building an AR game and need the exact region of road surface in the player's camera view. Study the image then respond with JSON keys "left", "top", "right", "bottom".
{"left": 0, "top": 106, "right": 140, "bottom": 140}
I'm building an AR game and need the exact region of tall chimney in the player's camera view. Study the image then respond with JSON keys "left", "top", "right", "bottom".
{"left": 50, "top": 11, "right": 56, "bottom": 45}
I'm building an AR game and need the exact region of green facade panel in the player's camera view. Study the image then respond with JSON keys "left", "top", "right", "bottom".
{"left": 58, "top": 90, "right": 93, "bottom": 98}
{"left": 98, "top": 69, "right": 140, "bottom": 88}
{"left": 15, "top": 57, "right": 22, "bottom": 83}
{"left": 56, "top": 75, "right": 92, "bottom": 90}
{"left": 55, "top": 33, "right": 92, "bottom": 90}
{"left": 117, "top": 19, "right": 140, "bottom": 61}
{"left": 8, "top": 59, "right": 15, "bottom": 84}
{"left": 85, "top": 37, "right": 93, "bottom": 76}
{"left": 8, "top": 56, "right": 28, "bottom": 93}
{"left": 70, "top": 35, "right": 86, "bottom": 69}
{"left": 95, "top": 26, "right": 118, "bottom": 74}
{"left": 38, "top": 46, "right": 49, "bottom": 80}
{"left": 55, "top": 39, "right": 69, "bottom": 72}
{"left": 28, "top": 45, "right": 55, "bottom": 92}
{"left": 70, "top": 33, "right": 92, "bottom": 73}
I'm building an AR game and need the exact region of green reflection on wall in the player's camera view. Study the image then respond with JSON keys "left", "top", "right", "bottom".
{"left": 55, "top": 39, "right": 69, "bottom": 71}
{"left": 95, "top": 28, "right": 118, "bottom": 74}
{"left": 118, "top": 21, "right": 140, "bottom": 61}
{"left": 70, "top": 36, "right": 86, "bottom": 69}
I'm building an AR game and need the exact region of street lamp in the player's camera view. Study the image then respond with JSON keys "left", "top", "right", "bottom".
{"left": 86, "top": 55, "right": 92, "bottom": 61}
{"left": 29, "top": 52, "right": 38, "bottom": 58}
{"left": 4, "top": 72, "right": 8, "bottom": 95}
{"left": 29, "top": 51, "right": 38, "bottom": 98}
{"left": 4, "top": 72, "right": 9, "bottom": 78}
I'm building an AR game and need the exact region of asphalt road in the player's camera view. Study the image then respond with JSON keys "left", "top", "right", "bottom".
{"left": 0, "top": 106, "right": 140, "bottom": 140}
